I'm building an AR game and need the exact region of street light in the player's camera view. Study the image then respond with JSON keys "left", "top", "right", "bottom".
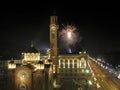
{"left": 88, "top": 80, "right": 92, "bottom": 85}
{"left": 86, "top": 69, "right": 90, "bottom": 73}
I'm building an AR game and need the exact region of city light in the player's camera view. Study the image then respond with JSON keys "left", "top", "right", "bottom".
{"left": 86, "top": 69, "right": 90, "bottom": 73}
{"left": 88, "top": 80, "right": 92, "bottom": 85}
{"left": 96, "top": 83, "right": 101, "bottom": 88}
{"left": 2, "top": 11, "right": 119, "bottom": 90}
{"left": 8, "top": 61, "right": 16, "bottom": 69}
{"left": 117, "top": 74, "right": 120, "bottom": 79}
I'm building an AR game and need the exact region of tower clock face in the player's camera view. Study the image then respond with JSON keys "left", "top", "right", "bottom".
{"left": 17, "top": 70, "right": 29, "bottom": 78}
{"left": 51, "top": 26, "right": 56, "bottom": 30}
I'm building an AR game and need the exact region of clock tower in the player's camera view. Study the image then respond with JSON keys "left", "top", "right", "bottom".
{"left": 50, "top": 15, "right": 59, "bottom": 74}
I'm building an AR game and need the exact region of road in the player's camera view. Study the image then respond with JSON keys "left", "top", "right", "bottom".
{"left": 89, "top": 59, "right": 120, "bottom": 90}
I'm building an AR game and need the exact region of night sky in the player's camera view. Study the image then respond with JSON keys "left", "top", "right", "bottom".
{"left": 0, "top": 7, "right": 119, "bottom": 64}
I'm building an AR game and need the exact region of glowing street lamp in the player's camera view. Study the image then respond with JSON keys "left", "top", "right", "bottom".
{"left": 86, "top": 69, "right": 90, "bottom": 73}
{"left": 88, "top": 80, "right": 92, "bottom": 85}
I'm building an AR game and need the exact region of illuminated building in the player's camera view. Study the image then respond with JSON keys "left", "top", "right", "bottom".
{"left": 7, "top": 45, "right": 53, "bottom": 90}
{"left": 48, "top": 14, "right": 91, "bottom": 90}
{"left": 7, "top": 14, "right": 91, "bottom": 90}
{"left": 22, "top": 44, "right": 40, "bottom": 65}
{"left": 50, "top": 15, "right": 59, "bottom": 74}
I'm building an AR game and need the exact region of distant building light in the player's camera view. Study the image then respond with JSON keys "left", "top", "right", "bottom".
{"left": 117, "top": 74, "right": 120, "bottom": 79}
{"left": 105, "top": 66, "right": 108, "bottom": 69}
{"left": 8, "top": 60, "right": 16, "bottom": 69}
{"left": 36, "top": 61, "right": 44, "bottom": 70}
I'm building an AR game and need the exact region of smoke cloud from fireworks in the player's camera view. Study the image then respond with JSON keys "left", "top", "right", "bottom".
{"left": 59, "top": 24, "right": 81, "bottom": 53}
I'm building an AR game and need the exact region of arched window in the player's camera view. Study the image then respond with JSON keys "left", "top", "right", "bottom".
{"left": 19, "top": 83, "right": 26, "bottom": 90}
{"left": 80, "top": 58, "right": 86, "bottom": 68}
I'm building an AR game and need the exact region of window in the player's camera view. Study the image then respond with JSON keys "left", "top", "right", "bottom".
{"left": 60, "top": 64, "right": 63, "bottom": 68}
{"left": 65, "top": 64, "right": 68, "bottom": 68}
{"left": 75, "top": 69, "right": 77, "bottom": 72}
{"left": 70, "top": 64, "right": 72, "bottom": 68}
{"left": 74, "top": 64, "right": 77, "bottom": 68}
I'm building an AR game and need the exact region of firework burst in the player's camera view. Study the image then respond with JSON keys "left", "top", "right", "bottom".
{"left": 59, "top": 24, "right": 80, "bottom": 53}
{"left": 59, "top": 24, "right": 79, "bottom": 45}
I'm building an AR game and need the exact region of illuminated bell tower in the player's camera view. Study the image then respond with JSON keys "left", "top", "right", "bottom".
{"left": 50, "top": 14, "right": 58, "bottom": 74}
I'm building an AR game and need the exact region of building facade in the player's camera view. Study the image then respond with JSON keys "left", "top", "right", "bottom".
{"left": 50, "top": 15, "right": 59, "bottom": 74}
{"left": 7, "top": 14, "right": 92, "bottom": 90}
{"left": 7, "top": 46, "right": 53, "bottom": 90}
